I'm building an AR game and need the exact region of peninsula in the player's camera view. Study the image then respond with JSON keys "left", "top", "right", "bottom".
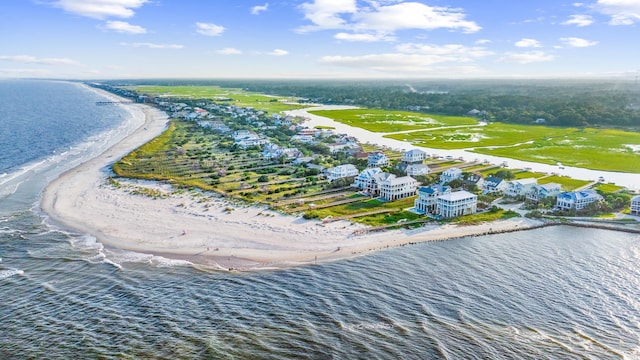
{"left": 40, "top": 83, "right": 640, "bottom": 271}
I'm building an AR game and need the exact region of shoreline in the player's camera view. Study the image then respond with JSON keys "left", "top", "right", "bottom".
{"left": 40, "top": 91, "right": 636, "bottom": 272}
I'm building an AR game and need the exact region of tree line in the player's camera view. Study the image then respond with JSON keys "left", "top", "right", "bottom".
{"left": 104, "top": 78, "right": 640, "bottom": 129}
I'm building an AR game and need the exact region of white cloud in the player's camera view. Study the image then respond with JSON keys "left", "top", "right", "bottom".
{"left": 299, "top": 0, "right": 357, "bottom": 30}
{"left": 559, "top": 37, "right": 599, "bottom": 47}
{"left": 216, "top": 48, "right": 242, "bottom": 55}
{"left": 475, "top": 39, "right": 491, "bottom": 45}
{"left": 298, "top": 0, "right": 480, "bottom": 38}
{"left": 50, "top": 0, "right": 148, "bottom": 19}
{"left": 267, "top": 49, "right": 289, "bottom": 56}
{"left": 334, "top": 32, "right": 395, "bottom": 42}
{"left": 120, "top": 42, "right": 184, "bottom": 49}
{"left": 251, "top": 3, "right": 269, "bottom": 15}
{"left": 515, "top": 38, "right": 543, "bottom": 48}
{"left": 0, "top": 55, "right": 84, "bottom": 66}
{"left": 499, "top": 51, "right": 555, "bottom": 64}
{"left": 196, "top": 22, "right": 225, "bottom": 36}
{"left": 104, "top": 20, "right": 146, "bottom": 34}
{"left": 353, "top": 2, "right": 481, "bottom": 34}
{"left": 595, "top": 0, "right": 640, "bottom": 25}
{"left": 319, "top": 53, "right": 485, "bottom": 75}
{"left": 562, "top": 14, "right": 594, "bottom": 26}
{"left": 395, "top": 43, "right": 493, "bottom": 59}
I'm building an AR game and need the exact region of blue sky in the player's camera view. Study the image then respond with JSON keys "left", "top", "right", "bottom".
{"left": 1, "top": 0, "right": 639, "bottom": 79}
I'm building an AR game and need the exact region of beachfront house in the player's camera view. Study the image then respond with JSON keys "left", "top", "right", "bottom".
{"left": 405, "top": 164, "right": 430, "bottom": 176}
{"left": 440, "top": 167, "right": 462, "bottom": 184}
{"left": 414, "top": 185, "right": 451, "bottom": 214}
{"left": 368, "top": 152, "right": 390, "bottom": 168}
{"left": 402, "top": 149, "right": 426, "bottom": 164}
{"left": 505, "top": 178, "right": 538, "bottom": 197}
{"left": 526, "top": 183, "right": 562, "bottom": 203}
{"left": 630, "top": 195, "right": 640, "bottom": 215}
{"left": 352, "top": 168, "right": 398, "bottom": 197}
{"left": 556, "top": 190, "right": 604, "bottom": 211}
{"left": 379, "top": 176, "right": 418, "bottom": 202}
{"left": 436, "top": 190, "right": 478, "bottom": 219}
{"left": 325, "top": 164, "right": 359, "bottom": 182}
{"left": 482, "top": 176, "right": 508, "bottom": 194}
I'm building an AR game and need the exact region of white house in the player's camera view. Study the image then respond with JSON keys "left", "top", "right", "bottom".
{"left": 326, "top": 164, "right": 358, "bottom": 182}
{"left": 414, "top": 185, "right": 451, "bottom": 214}
{"left": 436, "top": 190, "right": 478, "bottom": 219}
{"left": 482, "top": 176, "right": 508, "bottom": 193}
{"left": 526, "top": 183, "right": 562, "bottom": 203}
{"left": 630, "top": 195, "right": 640, "bottom": 215}
{"left": 291, "top": 134, "right": 315, "bottom": 143}
{"left": 402, "top": 149, "right": 426, "bottom": 164}
{"left": 368, "top": 152, "right": 390, "bottom": 168}
{"left": 440, "top": 167, "right": 462, "bottom": 184}
{"left": 352, "top": 168, "right": 396, "bottom": 196}
{"left": 405, "top": 164, "right": 430, "bottom": 176}
{"left": 379, "top": 176, "right": 418, "bottom": 202}
{"left": 556, "top": 190, "right": 604, "bottom": 211}
{"left": 505, "top": 178, "right": 538, "bottom": 197}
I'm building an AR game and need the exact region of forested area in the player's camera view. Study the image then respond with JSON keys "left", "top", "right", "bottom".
{"left": 107, "top": 79, "right": 640, "bottom": 129}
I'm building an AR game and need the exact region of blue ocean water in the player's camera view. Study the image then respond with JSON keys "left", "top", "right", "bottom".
{"left": 1, "top": 80, "right": 640, "bottom": 359}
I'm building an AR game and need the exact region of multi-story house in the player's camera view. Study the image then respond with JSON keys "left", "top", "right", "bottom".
{"left": 414, "top": 185, "right": 451, "bottom": 214}
{"left": 405, "top": 164, "right": 430, "bottom": 176}
{"left": 482, "top": 176, "right": 508, "bottom": 193}
{"left": 440, "top": 167, "right": 462, "bottom": 184}
{"left": 401, "top": 149, "right": 427, "bottom": 164}
{"left": 325, "top": 164, "right": 358, "bottom": 182}
{"left": 505, "top": 178, "right": 538, "bottom": 197}
{"left": 436, "top": 190, "right": 478, "bottom": 219}
{"left": 368, "top": 152, "right": 390, "bottom": 168}
{"left": 556, "top": 190, "right": 604, "bottom": 210}
{"left": 379, "top": 176, "right": 418, "bottom": 202}
{"left": 526, "top": 183, "right": 562, "bottom": 203}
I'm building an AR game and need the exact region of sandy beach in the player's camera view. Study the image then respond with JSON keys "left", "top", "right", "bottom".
{"left": 41, "top": 100, "right": 544, "bottom": 271}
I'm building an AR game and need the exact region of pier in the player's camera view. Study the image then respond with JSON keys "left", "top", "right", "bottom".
{"left": 96, "top": 101, "right": 134, "bottom": 105}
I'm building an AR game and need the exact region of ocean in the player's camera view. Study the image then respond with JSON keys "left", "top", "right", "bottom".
{"left": 1, "top": 79, "right": 640, "bottom": 359}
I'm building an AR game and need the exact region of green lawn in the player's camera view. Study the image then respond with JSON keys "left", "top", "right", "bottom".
{"left": 124, "top": 85, "right": 307, "bottom": 113}
{"left": 308, "top": 108, "right": 478, "bottom": 133}
{"left": 537, "top": 175, "right": 591, "bottom": 191}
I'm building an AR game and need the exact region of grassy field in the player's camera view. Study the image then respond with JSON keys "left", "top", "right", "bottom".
{"left": 308, "top": 108, "right": 478, "bottom": 133}
{"left": 537, "top": 175, "right": 591, "bottom": 191}
{"left": 385, "top": 123, "right": 640, "bottom": 173}
{"left": 473, "top": 128, "right": 640, "bottom": 173}
{"left": 125, "top": 85, "right": 307, "bottom": 113}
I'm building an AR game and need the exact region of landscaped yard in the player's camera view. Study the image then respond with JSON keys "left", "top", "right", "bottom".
{"left": 308, "top": 108, "right": 478, "bottom": 133}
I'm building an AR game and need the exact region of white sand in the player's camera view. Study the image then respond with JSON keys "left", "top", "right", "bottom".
{"left": 41, "top": 101, "right": 544, "bottom": 271}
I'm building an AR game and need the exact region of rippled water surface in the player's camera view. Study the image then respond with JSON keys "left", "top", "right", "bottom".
{"left": 1, "top": 80, "right": 640, "bottom": 359}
